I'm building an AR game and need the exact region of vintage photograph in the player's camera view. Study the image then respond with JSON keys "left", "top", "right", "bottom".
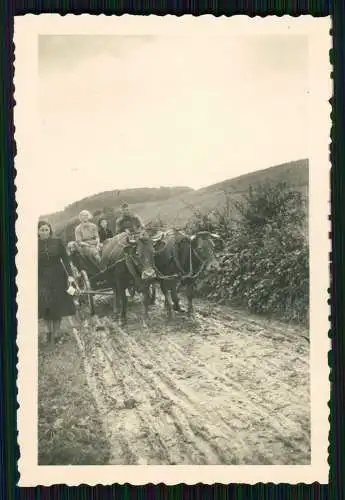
{"left": 37, "top": 31, "right": 311, "bottom": 466}
{"left": 15, "top": 16, "right": 330, "bottom": 486}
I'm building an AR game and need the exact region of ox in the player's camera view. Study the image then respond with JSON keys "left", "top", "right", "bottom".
{"left": 101, "top": 230, "right": 157, "bottom": 326}
{"left": 67, "top": 232, "right": 156, "bottom": 326}
{"left": 152, "top": 230, "right": 222, "bottom": 320}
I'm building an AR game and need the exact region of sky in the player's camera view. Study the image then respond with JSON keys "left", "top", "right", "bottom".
{"left": 38, "top": 34, "right": 309, "bottom": 213}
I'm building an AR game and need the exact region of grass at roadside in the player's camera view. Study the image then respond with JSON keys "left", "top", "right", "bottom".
{"left": 38, "top": 333, "right": 111, "bottom": 465}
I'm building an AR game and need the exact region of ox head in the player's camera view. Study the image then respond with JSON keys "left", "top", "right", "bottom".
{"left": 135, "top": 229, "right": 157, "bottom": 282}
{"left": 190, "top": 231, "right": 222, "bottom": 273}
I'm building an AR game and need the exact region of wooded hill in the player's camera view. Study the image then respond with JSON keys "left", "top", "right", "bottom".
{"left": 41, "top": 159, "right": 308, "bottom": 241}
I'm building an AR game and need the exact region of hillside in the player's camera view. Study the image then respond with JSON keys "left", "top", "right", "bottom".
{"left": 40, "top": 186, "right": 194, "bottom": 233}
{"left": 64, "top": 186, "right": 193, "bottom": 216}
{"left": 41, "top": 159, "right": 309, "bottom": 240}
{"left": 200, "top": 159, "right": 308, "bottom": 195}
{"left": 137, "top": 159, "right": 308, "bottom": 226}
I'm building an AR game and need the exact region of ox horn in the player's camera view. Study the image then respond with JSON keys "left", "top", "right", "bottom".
{"left": 191, "top": 231, "right": 217, "bottom": 241}
{"left": 194, "top": 231, "right": 222, "bottom": 240}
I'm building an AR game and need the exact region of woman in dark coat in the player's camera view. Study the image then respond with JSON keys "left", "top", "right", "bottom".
{"left": 38, "top": 220, "right": 76, "bottom": 345}
{"left": 98, "top": 217, "right": 114, "bottom": 243}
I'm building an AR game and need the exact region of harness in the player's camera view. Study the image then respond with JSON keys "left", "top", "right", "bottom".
{"left": 98, "top": 235, "right": 147, "bottom": 290}
{"left": 70, "top": 232, "right": 213, "bottom": 287}
{"left": 152, "top": 232, "right": 211, "bottom": 282}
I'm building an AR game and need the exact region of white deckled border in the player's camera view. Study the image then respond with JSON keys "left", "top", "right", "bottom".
{"left": 14, "top": 14, "right": 331, "bottom": 486}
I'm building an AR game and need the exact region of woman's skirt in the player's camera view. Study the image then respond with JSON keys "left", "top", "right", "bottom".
{"left": 38, "top": 264, "right": 76, "bottom": 321}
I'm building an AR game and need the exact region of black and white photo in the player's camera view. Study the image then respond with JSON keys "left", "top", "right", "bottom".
{"left": 15, "top": 15, "right": 331, "bottom": 486}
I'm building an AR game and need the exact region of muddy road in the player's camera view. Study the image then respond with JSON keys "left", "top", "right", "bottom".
{"left": 40, "top": 292, "right": 310, "bottom": 465}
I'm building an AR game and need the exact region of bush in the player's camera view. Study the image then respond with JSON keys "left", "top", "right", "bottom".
{"left": 185, "top": 208, "right": 217, "bottom": 234}
{"left": 184, "top": 191, "right": 241, "bottom": 239}
{"left": 191, "top": 182, "right": 309, "bottom": 324}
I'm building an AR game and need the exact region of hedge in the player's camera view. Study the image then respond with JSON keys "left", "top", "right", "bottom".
{"left": 187, "top": 181, "right": 309, "bottom": 325}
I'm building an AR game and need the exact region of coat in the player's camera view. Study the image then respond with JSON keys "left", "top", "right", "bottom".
{"left": 38, "top": 237, "right": 76, "bottom": 321}
{"left": 98, "top": 226, "right": 114, "bottom": 243}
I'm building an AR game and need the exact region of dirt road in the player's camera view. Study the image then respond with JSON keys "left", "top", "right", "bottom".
{"left": 50, "top": 291, "right": 311, "bottom": 466}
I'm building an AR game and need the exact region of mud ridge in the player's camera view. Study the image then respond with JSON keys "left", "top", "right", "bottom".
{"left": 68, "top": 292, "right": 310, "bottom": 465}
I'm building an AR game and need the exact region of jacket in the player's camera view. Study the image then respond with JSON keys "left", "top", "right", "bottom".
{"left": 115, "top": 213, "right": 143, "bottom": 234}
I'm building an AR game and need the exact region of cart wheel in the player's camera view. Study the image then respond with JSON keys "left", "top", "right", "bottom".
{"left": 80, "top": 270, "right": 95, "bottom": 315}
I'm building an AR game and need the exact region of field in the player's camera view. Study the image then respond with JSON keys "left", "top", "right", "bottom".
{"left": 38, "top": 292, "right": 310, "bottom": 466}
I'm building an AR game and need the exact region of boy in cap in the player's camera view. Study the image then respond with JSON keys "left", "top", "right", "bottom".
{"left": 115, "top": 203, "right": 145, "bottom": 238}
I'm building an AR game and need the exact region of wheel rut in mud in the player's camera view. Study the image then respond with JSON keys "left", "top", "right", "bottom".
{"left": 70, "top": 293, "right": 310, "bottom": 465}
